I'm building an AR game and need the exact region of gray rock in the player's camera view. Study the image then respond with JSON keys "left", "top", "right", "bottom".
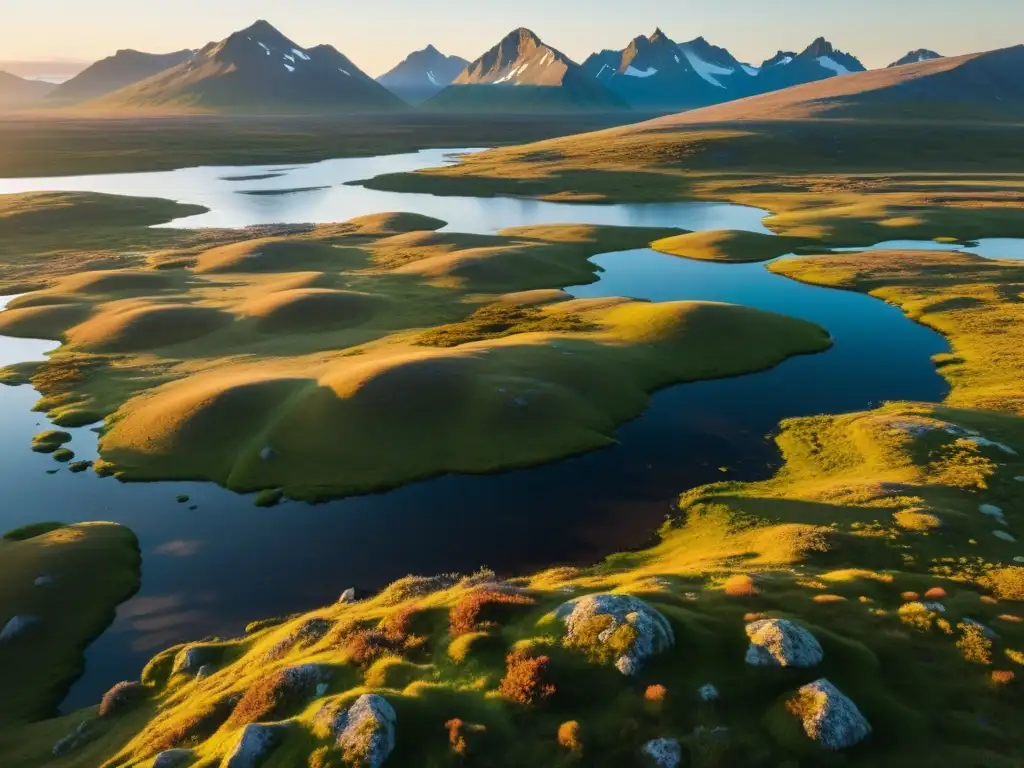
{"left": 338, "top": 588, "right": 356, "bottom": 604}
{"left": 0, "top": 614, "right": 39, "bottom": 642}
{"left": 259, "top": 447, "right": 275, "bottom": 462}
{"left": 993, "top": 530, "right": 1017, "bottom": 543}
{"left": 745, "top": 619, "right": 823, "bottom": 668}
{"left": 196, "top": 664, "right": 215, "bottom": 681}
{"left": 921, "top": 601, "right": 946, "bottom": 613}
{"left": 172, "top": 645, "right": 215, "bottom": 676}
{"left": 642, "top": 738, "right": 682, "bottom": 768}
{"left": 980, "top": 504, "right": 1007, "bottom": 525}
{"left": 793, "top": 679, "right": 871, "bottom": 750}
{"left": 154, "top": 749, "right": 195, "bottom": 768}
{"left": 698, "top": 683, "right": 719, "bottom": 702}
{"left": 333, "top": 694, "right": 397, "bottom": 768}
{"left": 1014, "top": 556, "right": 1024, "bottom": 563}
{"left": 1015, "top": 476, "right": 1024, "bottom": 482}
{"left": 222, "top": 723, "right": 285, "bottom": 768}
{"left": 511, "top": 397, "right": 529, "bottom": 407}
{"left": 556, "top": 593, "right": 674, "bottom": 675}
{"left": 52, "top": 718, "right": 96, "bottom": 756}
{"left": 34, "top": 574, "right": 56, "bottom": 587}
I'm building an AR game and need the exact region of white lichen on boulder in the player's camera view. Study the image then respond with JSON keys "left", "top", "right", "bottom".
{"left": 745, "top": 618, "right": 823, "bottom": 667}
{"left": 172, "top": 644, "right": 216, "bottom": 676}
{"left": 790, "top": 679, "right": 871, "bottom": 750}
{"left": 333, "top": 694, "right": 397, "bottom": 768}
{"left": 642, "top": 737, "right": 682, "bottom": 767}
{"left": 556, "top": 593, "right": 674, "bottom": 675}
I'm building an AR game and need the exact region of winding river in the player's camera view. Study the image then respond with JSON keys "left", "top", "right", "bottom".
{"left": 0, "top": 148, "right": 968, "bottom": 708}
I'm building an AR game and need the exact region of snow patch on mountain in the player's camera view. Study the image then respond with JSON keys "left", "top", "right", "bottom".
{"left": 817, "top": 55, "right": 850, "bottom": 75}
{"left": 679, "top": 48, "right": 733, "bottom": 88}
{"left": 741, "top": 64, "right": 759, "bottom": 76}
{"left": 624, "top": 65, "right": 657, "bottom": 78}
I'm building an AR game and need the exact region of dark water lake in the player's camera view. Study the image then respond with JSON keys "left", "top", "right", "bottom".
{"left": 0, "top": 149, "right": 954, "bottom": 708}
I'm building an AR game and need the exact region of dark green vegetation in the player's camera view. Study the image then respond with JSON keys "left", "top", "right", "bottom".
{"left": 0, "top": 522, "right": 140, "bottom": 725}
{"left": 0, "top": 113, "right": 637, "bottom": 179}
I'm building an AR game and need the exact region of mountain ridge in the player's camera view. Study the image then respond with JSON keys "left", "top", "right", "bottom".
{"left": 377, "top": 45, "right": 469, "bottom": 103}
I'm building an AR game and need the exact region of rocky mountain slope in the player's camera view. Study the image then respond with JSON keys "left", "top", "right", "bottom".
{"left": 46, "top": 49, "right": 195, "bottom": 104}
{"left": 430, "top": 28, "right": 626, "bottom": 111}
{"left": 92, "top": 20, "right": 405, "bottom": 113}
{"left": 377, "top": 45, "right": 469, "bottom": 103}
{"left": 889, "top": 49, "right": 943, "bottom": 67}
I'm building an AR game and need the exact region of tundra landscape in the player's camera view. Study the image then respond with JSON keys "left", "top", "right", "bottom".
{"left": 0, "top": 7, "right": 1023, "bottom": 768}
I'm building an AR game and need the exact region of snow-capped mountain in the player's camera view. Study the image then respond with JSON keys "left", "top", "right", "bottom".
{"left": 377, "top": 45, "right": 469, "bottom": 103}
{"left": 47, "top": 49, "right": 195, "bottom": 104}
{"left": 93, "top": 20, "right": 405, "bottom": 112}
{"left": 753, "top": 38, "right": 866, "bottom": 93}
{"left": 430, "top": 28, "right": 625, "bottom": 111}
{"left": 582, "top": 29, "right": 755, "bottom": 110}
{"left": 0, "top": 69, "right": 55, "bottom": 108}
{"left": 888, "top": 49, "right": 943, "bottom": 68}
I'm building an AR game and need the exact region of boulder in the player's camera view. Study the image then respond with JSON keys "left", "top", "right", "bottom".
{"left": 333, "top": 694, "right": 397, "bottom": 768}
{"left": 642, "top": 738, "right": 682, "bottom": 768}
{"left": 259, "top": 447, "right": 275, "bottom": 462}
{"left": 52, "top": 718, "right": 96, "bottom": 756}
{"left": 196, "top": 664, "right": 215, "bottom": 681}
{"left": 791, "top": 679, "right": 871, "bottom": 750}
{"left": 154, "top": 749, "right": 195, "bottom": 768}
{"left": 745, "top": 619, "right": 823, "bottom": 668}
{"left": 338, "top": 588, "right": 356, "bottom": 604}
{"left": 994, "top": 531, "right": 1017, "bottom": 543}
{"left": 222, "top": 723, "right": 285, "bottom": 768}
{"left": 980, "top": 504, "right": 1007, "bottom": 525}
{"left": 0, "top": 614, "right": 39, "bottom": 642}
{"left": 172, "top": 645, "right": 215, "bottom": 675}
{"left": 34, "top": 575, "right": 56, "bottom": 587}
{"left": 556, "top": 593, "right": 674, "bottom": 675}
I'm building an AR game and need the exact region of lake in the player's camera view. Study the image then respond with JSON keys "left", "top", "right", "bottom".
{"left": 0, "top": 148, "right": 950, "bottom": 708}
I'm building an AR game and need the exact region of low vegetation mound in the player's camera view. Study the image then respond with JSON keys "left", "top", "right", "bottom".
{"left": 241, "top": 289, "right": 380, "bottom": 334}
{"left": 64, "top": 303, "right": 233, "bottom": 352}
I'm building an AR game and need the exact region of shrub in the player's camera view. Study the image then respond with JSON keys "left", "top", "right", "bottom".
{"left": 557, "top": 720, "right": 583, "bottom": 752}
{"left": 449, "top": 589, "right": 534, "bottom": 637}
{"left": 98, "top": 680, "right": 146, "bottom": 717}
{"left": 957, "top": 623, "right": 993, "bottom": 665}
{"left": 227, "top": 670, "right": 315, "bottom": 727}
{"left": 924, "top": 587, "right": 948, "bottom": 599}
{"left": 498, "top": 648, "right": 555, "bottom": 705}
{"left": 901, "top": 591, "right": 921, "bottom": 601}
{"left": 898, "top": 602, "right": 940, "bottom": 632}
{"left": 308, "top": 746, "right": 338, "bottom": 768}
{"left": 723, "top": 575, "right": 760, "bottom": 597}
{"left": 991, "top": 670, "right": 1015, "bottom": 685}
{"left": 1007, "top": 649, "right": 1024, "bottom": 665}
{"left": 446, "top": 718, "right": 487, "bottom": 756}
{"left": 345, "top": 630, "right": 400, "bottom": 665}
{"left": 644, "top": 684, "right": 668, "bottom": 703}
{"left": 981, "top": 567, "right": 1024, "bottom": 601}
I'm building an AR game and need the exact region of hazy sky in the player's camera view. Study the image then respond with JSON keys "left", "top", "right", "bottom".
{"left": 3, "top": 0, "right": 1020, "bottom": 75}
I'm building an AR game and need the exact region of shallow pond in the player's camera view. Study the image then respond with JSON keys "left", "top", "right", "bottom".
{"left": 0, "top": 149, "right": 950, "bottom": 709}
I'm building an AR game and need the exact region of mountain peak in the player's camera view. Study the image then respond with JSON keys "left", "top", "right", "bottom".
{"left": 424, "top": 44, "right": 440, "bottom": 55}
{"left": 888, "top": 48, "right": 943, "bottom": 67}
{"left": 240, "top": 19, "right": 281, "bottom": 37}
{"left": 802, "top": 37, "right": 836, "bottom": 57}
{"left": 650, "top": 27, "right": 669, "bottom": 42}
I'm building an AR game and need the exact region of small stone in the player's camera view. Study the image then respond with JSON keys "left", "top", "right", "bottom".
{"left": 994, "top": 531, "right": 1017, "bottom": 543}
{"left": 223, "top": 723, "right": 285, "bottom": 768}
{"left": 791, "top": 679, "right": 871, "bottom": 750}
{"left": 34, "top": 575, "right": 56, "bottom": 587}
{"left": 642, "top": 738, "right": 681, "bottom": 768}
{"left": 315, "top": 682, "right": 328, "bottom": 697}
{"left": 745, "top": 618, "right": 823, "bottom": 668}
{"left": 196, "top": 664, "right": 215, "bottom": 681}
{"left": 980, "top": 504, "right": 1007, "bottom": 525}
{"left": 698, "top": 683, "right": 719, "bottom": 702}
{"left": 921, "top": 602, "right": 946, "bottom": 613}
{"left": 0, "top": 614, "right": 39, "bottom": 642}
{"left": 338, "top": 588, "right": 356, "bottom": 604}
{"left": 259, "top": 447, "right": 275, "bottom": 461}
{"left": 154, "top": 749, "right": 194, "bottom": 768}
{"left": 512, "top": 397, "right": 528, "bottom": 407}
{"left": 334, "top": 694, "right": 397, "bottom": 768}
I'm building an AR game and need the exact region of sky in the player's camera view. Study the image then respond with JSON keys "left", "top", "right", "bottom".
{"left": 2, "top": 0, "right": 1021, "bottom": 76}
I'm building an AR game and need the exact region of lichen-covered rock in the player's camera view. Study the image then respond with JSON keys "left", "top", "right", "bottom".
{"left": 172, "top": 644, "right": 216, "bottom": 675}
{"left": 0, "top": 614, "right": 39, "bottom": 642}
{"left": 980, "top": 504, "right": 1007, "bottom": 525}
{"left": 791, "top": 679, "right": 871, "bottom": 750}
{"left": 745, "top": 619, "right": 823, "bottom": 667}
{"left": 98, "top": 680, "right": 145, "bottom": 717}
{"left": 196, "top": 664, "right": 215, "bottom": 681}
{"left": 264, "top": 618, "right": 333, "bottom": 661}
{"left": 338, "top": 587, "right": 356, "bottom": 604}
{"left": 642, "top": 738, "right": 682, "bottom": 767}
{"left": 222, "top": 723, "right": 285, "bottom": 768}
{"left": 556, "top": 593, "right": 674, "bottom": 675}
{"left": 333, "top": 694, "right": 397, "bottom": 768}
{"left": 154, "top": 749, "right": 194, "bottom": 768}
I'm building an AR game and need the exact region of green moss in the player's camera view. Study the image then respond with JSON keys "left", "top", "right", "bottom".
{"left": 2, "top": 522, "right": 66, "bottom": 542}
{"left": 68, "top": 461, "right": 94, "bottom": 474}
{"left": 415, "top": 303, "right": 597, "bottom": 348}
{"left": 30, "top": 430, "right": 71, "bottom": 454}
{"left": 254, "top": 489, "right": 284, "bottom": 508}
{"left": 652, "top": 230, "right": 815, "bottom": 263}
